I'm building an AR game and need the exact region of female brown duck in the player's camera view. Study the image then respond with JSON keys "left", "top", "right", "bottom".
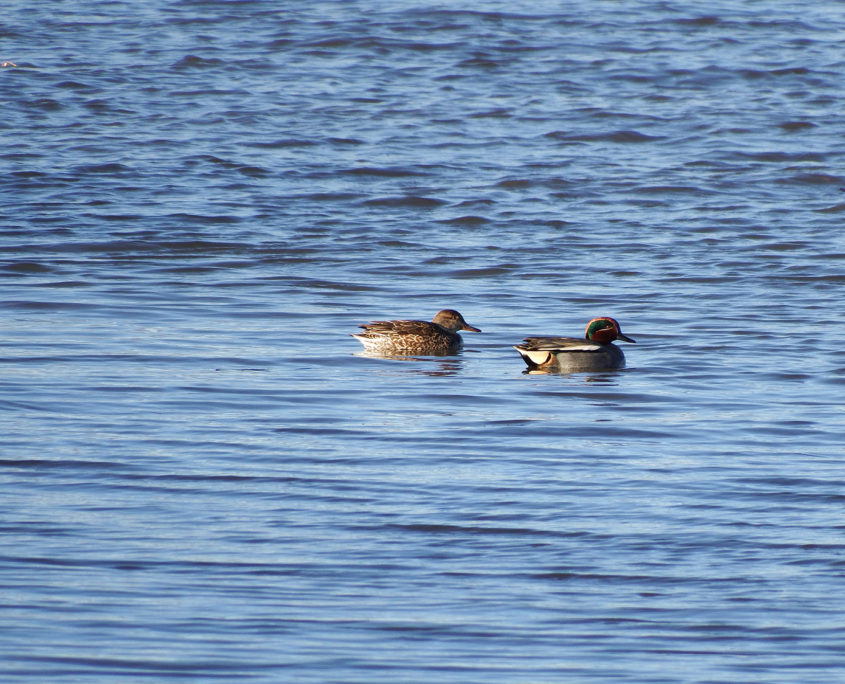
{"left": 353, "top": 309, "right": 481, "bottom": 355}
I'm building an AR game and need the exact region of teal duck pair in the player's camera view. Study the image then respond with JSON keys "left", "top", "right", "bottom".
{"left": 353, "top": 310, "right": 635, "bottom": 371}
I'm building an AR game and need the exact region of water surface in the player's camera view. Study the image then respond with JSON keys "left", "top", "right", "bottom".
{"left": 3, "top": 1, "right": 845, "bottom": 682}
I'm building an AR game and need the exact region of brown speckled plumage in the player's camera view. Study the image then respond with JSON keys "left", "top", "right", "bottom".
{"left": 352, "top": 309, "right": 481, "bottom": 356}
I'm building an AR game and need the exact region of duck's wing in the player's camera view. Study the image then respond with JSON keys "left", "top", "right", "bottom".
{"left": 357, "top": 319, "right": 436, "bottom": 336}
{"left": 518, "top": 336, "right": 603, "bottom": 352}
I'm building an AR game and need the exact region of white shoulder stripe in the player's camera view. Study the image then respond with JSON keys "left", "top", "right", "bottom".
{"left": 533, "top": 343, "right": 602, "bottom": 352}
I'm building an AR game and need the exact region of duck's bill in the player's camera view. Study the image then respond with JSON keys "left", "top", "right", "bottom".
{"left": 462, "top": 324, "right": 482, "bottom": 332}
{"left": 618, "top": 333, "right": 636, "bottom": 343}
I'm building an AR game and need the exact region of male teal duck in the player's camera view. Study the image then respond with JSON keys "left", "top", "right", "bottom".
{"left": 514, "top": 317, "right": 635, "bottom": 372}
{"left": 352, "top": 309, "right": 481, "bottom": 355}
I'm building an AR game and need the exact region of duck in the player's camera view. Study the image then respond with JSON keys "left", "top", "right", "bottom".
{"left": 352, "top": 309, "right": 481, "bottom": 355}
{"left": 514, "top": 317, "right": 635, "bottom": 372}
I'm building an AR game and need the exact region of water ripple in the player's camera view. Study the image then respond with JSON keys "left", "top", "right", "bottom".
{"left": 4, "top": 1, "right": 845, "bottom": 682}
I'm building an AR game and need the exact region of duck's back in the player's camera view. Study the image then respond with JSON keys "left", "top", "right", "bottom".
{"left": 519, "top": 336, "right": 598, "bottom": 351}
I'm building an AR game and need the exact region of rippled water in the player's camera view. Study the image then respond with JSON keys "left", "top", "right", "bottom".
{"left": 4, "top": 1, "right": 845, "bottom": 682}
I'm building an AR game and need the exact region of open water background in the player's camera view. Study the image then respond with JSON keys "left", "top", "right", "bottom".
{"left": 3, "top": 1, "right": 845, "bottom": 682}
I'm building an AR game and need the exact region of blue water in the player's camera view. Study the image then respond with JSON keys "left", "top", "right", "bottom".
{"left": 4, "top": 2, "right": 845, "bottom": 682}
